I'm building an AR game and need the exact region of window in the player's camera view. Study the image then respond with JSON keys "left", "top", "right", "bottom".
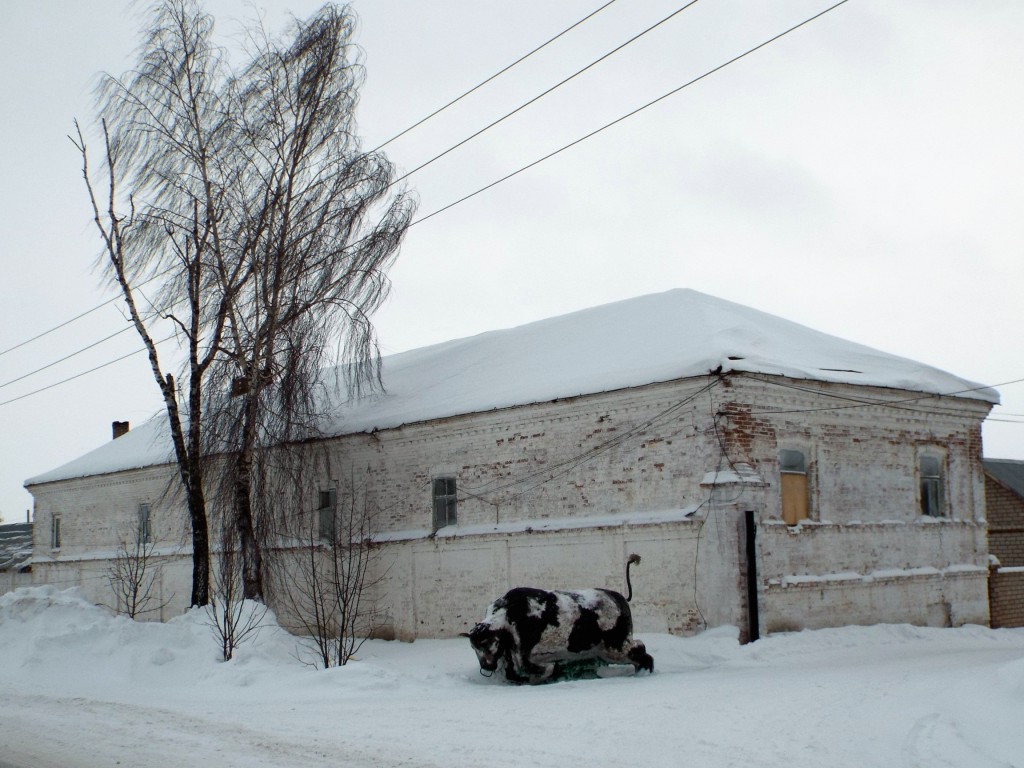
{"left": 432, "top": 477, "right": 457, "bottom": 530}
{"left": 779, "top": 449, "right": 809, "bottom": 525}
{"left": 138, "top": 503, "right": 152, "bottom": 545}
{"left": 919, "top": 455, "right": 945, "bottom": 517}
{"left": 50, "top": 514, "right": 61, "bottom": 549}
{"left": 318, "top": 488, "right": 337, "bottom": 542}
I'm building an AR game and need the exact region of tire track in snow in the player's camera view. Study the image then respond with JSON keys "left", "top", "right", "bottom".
{"left": 902, "top": 712, "right": 1019, "bottom": 768}
{"left": 0, "top": 692, "right": 445, "bottom": 768}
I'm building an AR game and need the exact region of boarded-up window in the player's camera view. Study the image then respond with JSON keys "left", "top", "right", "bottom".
{"left": 433, "top": 477, "right": 457, "bottom": 530}
{"left": 779, "top": 449, "right": 808, "bottom": 525}
{"left": 920, "top": 455, "right": 945, "bottom": 517}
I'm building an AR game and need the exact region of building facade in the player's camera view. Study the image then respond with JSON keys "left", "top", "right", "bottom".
{"left": 984, "top": 459, "right": 1024, "bottom": 628}
{"left": 25, "top": 290, "right": 999, "bottom": 639}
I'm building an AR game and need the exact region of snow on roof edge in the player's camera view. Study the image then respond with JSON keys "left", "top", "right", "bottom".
{"left": 25, "top": 289, "right": 999, "bottom": 487}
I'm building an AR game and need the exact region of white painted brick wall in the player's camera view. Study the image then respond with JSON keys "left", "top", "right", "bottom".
{"left": 30, "top": 465, "right": 195, "bottom": 619}
{"left": 27, "top": 372, "right": 993, "bottom": 637}
{"left": 357, "top": 513, "right": 745, "bottom": 639}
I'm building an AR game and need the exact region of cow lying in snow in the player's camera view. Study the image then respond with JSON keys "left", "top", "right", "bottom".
{"left": 464, "top": 555, "right": 654, "bottom": 683}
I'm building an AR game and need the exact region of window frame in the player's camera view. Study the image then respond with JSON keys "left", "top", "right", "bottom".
{"left": 318, "top": 487, "right": 337, "bottom": 543}
{"left": 50, "top": 513, "right": 61, "bottom": 549}
{"left": 138, "top": 503, "right": 152, "bottom": 545}
{"left": 918, "top": 453, "right": 946, "bottom": 518}
{"left": 432, "top": 476, "right": 457, "bottom": 531}
{"left": 779, "top": 448, "right": 810, "bottom": 526}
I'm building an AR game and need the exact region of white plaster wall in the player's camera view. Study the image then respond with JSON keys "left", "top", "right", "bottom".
{"left": 762, "top": 570, "right": 989, "bottom": 632}
{"left": 0, "top": 568, "right": 32, "bottom": 596}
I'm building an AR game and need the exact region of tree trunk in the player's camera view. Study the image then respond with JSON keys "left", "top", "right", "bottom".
{"left": 233, "top": 452, "right": 263, "bottom": 601}
{"left": 187, "top": 469, "right": 211, "bottom": 607}
{"left": 233, "top": 393, "right": 263, "bottom": 601}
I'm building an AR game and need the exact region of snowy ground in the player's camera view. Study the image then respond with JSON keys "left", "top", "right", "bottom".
{"left": 2, "top": 586, "right": 1023, "bottom": 768}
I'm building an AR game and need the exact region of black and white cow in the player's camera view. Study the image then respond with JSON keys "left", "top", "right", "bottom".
{"left": 464, "top": 557, "right": 653, "bottom": 683}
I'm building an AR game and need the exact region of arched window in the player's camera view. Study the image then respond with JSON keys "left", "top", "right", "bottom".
{"left": 779, "top": 449, "right": 809, "bottom": 525}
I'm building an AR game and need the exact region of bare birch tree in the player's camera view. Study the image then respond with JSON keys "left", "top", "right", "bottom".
{"left": 72, "top": 0, "right": 242, "bottom": 607}
{"left": 204, "top": 5, "right": 416, "bottom": 601}
{"left": 76, "top": 0, "right": 414, "bottom": 608}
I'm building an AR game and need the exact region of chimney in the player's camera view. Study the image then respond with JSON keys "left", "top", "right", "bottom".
{"left": 112, "top": 421, "right": 130, "bottom": 440}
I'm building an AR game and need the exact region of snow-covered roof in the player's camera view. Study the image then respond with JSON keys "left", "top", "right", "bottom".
{"left": 0, "top": 522, "right": 33, "bottom": 572}
{"left": 26, "top": 288, "right": 998, "bottom": 486}
{"left": 983, "top": 458, "right": 1024, "bottom": 498}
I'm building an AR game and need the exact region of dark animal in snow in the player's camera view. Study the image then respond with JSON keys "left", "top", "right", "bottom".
{"left": 464, "top": 554, "right": 653, "bottom": 683}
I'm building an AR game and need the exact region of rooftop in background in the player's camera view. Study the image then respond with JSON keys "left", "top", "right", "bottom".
{"left": 983, "top": 459, "right": 1024, "bottom": 498}
{"left": 26, "top": 289, "right": 1000, "bottom": 487}
{"left": 0, "top": 522, "right": 33, "bottom": 572}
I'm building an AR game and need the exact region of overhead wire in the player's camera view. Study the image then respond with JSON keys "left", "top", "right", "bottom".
{"left": 0, "top": 1, "right": 618, "bottom": 364}
{"left": 737, "top": 372, "right": 1024, "bottom": 420}
{"left": 457, "top": 380, "right": 721, "bottom": 506}
{"left": 0, "top": 267, "right": 173, "bottom": 360}
{"left": 410, "top": 0, "right": 851, "bottom": 228}
{"left": 0, "top": 325, "right": 135, "bottom": 391}
{"left": 368, "top": 0, "right": 620, "bottom": 153}
{"left": 4, "top": 0, "right": 844, "bottom": 388}
{"left": 388, "top": 0, "right": 704, "bottom": 188}
{"left": 0, "top": 295, "right": 121, "bottom": 359}
{"left": 0, "top": 0, "right": 932, "bottom": 416}
{"left": 0, "top": 286, "right": 183, "bottom": 392}
{"left": 0, "top": 333, "right": 176, "bottom": 408}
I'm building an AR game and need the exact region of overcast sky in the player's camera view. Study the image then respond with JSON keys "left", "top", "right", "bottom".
{"left": 1, "top": 0, "right": 1022, "bottom": 521}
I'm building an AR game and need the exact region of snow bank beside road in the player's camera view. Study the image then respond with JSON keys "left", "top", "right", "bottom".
{"left": 1, "top": 586, "right": 1023, "bottom": 767}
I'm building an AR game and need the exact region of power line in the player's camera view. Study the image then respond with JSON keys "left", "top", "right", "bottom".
{"left": 410, "top": 0, "right": 852, "bottom": 228}
{"left": 0, "top": 325, "right": 135, "bottom": 391}
{"left": 738, "top": 372, "right": 1024, "bottom": 420}
{"left": 0, "top": 334, "right": 176, "bottom": 409}
{"left": 0, "top": 265, "right": 176, "bottom": 360}
{"left": 0, "top": 1, "right": 854, "bottom": 407}
{"left": 0, "top": 295, "right": 121, "bottom": 359}
{"left": 0, "top": 286, "right": 180, "bottom": 391}
{"left": 0, "top": 3, "right": 618, "bottom": 363}
{"left": 458, "top": 380, "right": 720, "bottom": 505}
{"left": 369, "top": 0, "right": 620, "bottom": 153}
{"left": 389, "top": 0, "right": 703, "bottom": 188}
{"left": 0, "top": 0, "right": 846, "bottom": 385}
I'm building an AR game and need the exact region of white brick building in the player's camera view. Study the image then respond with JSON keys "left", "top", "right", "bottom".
{"left": 25, "top": 290, "right": 998, "bottom": 640}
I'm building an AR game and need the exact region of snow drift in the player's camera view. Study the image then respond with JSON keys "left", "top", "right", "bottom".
{"left": 1, "top": 586, "right": 1023, "bottom": 767}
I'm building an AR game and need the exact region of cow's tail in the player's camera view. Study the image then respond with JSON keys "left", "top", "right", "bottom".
{"left": 625, "top": 553, "right": 641, "bottom": 602}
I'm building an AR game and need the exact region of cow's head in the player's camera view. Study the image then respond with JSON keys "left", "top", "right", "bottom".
{"left": 463, "top": 622, "right": 505, "bottom": 672}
